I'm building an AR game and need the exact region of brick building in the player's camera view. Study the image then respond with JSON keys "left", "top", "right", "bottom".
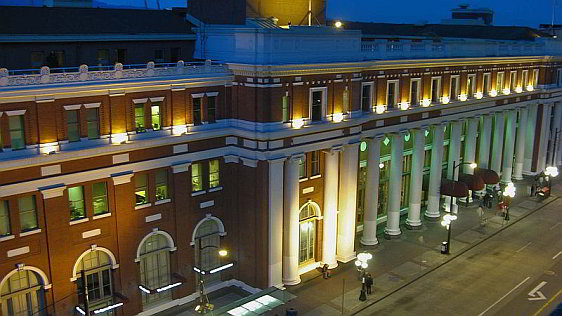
{"left": 1, "top": 4, "right": 562, "bottom": 316}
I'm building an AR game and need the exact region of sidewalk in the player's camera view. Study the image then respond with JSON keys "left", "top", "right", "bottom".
{"left": 270, "top": 177, "right": 560, "bottom": 316}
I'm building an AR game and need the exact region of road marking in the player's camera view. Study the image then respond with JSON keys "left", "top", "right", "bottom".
{"left": 553, "top": 250, "right": 562, "bottom": 260}
{"left": 478, "top": 277, "right": 531, "bottom": 316}
{"left": 516, "top": 242, "right": 532, "bottom": 253}
{"left": 549, "top": 222, "right": 561, "bottom": 230}
{"left": 533, "top": 288, "right": 562, "bottom": 316}
{"left": 528, "top": 281, "right": 547, "bottom": 301}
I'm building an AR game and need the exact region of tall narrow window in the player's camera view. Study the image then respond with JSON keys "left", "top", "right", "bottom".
{"left": 193, "top": 97, "right": 202, "bottom": 126}
{"left": 387, "top": 81, "right": 398, "bottom": 107}
{"left": 483, "top": 73, "right": 491, "bottom": 95}
{"left": 69, "top": 186, "right": 86, "bottom": 221}
{"left": 67, "top": 110, "right": 80, "bottom": 142}
{"left": 310, "top": 90, "right": 323, "bottom": 122}
{"left": 431, "top": 78, "right": 441, "bottom": 103}
{"left": 135, "top": 174, "right": 148, "bottom": 205}
{"left": 299, "top": 156, "right": 307, "bottom": 179}
{"left": 207, "top": 96, "right": 216, "bottom": 123}
{"left": 135, "top": 104, "right": 145, "bottom": 133}
{"left": 522, "top": 70, "right": 529, "bottom": 87}
{"left": 0, "top": 201, "right": 10, "bottom": 236}
{"left": 87, "top": 108, "right": 100, "bottom": 140}
{"left": 496, "top": 72, "right": 505, "bottom": 91}
{"left": 311, "top": 151, "right": 320, "bottom": 176}
{"left": 361, "top": 84, "right": 372, "bottom": 112}
{"left": 467, "top": 74, "right": 475, "bottom": 98}
{"left": 139, "top": 234, "right": 171, "bottom": 307}
{"left": 410, "top": 78, "right": 420, "bottom": 106}
{"left": 31, "top": 51, "right": 44, "bottom": 68}
{"left": 450, "top": 76, "right": 459, "bottom": 100}
{"left": 151, "top": 103, "right": 161, "bottom": 131}
{"left": 155, "top": 170, "right": 168, "bottom": 201}
{"left": 282, "top": 94, "right": 289, "bottom": 122}
{"left": 510, "top": 71, "right": 517, "bottom": 91}
{"left": 533, "top": 69, "right": 539, "bottom": 87}
{"left": 92, "top": 182, "right": 108, "bottom": 216}
{"left": 76, "top": 251, "right": 113, "bottom": 312}
{"left": 96, "top": 49, "right": 109, "bottom": 66}
{"left": 154, "top": 49, "right": 164, "bottom": 63}
{"left": 116, "top": 48, "right": 127, "bottom": 64}
{"left": 9, "top": 115, "right": 25, "bottom": 150}
{"left": 171, "top": 47, "right": 181, "bottom": 63}
{"left": 343, "top": 89, "right": 350, "bottom": 113}
{"left": 209, "top": 160, "right": 220, "bottom": 188}
{"left": 18, "top": 196, "right": 37, "bottom": 232}
{"left": 192, "top": 163, "right": 203, "bottom": 192}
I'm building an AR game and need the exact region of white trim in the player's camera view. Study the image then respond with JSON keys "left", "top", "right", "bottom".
{"left": 19, "top": 229, "right": 41, "bottom": 237}
{"left": 63, "top": 104, "right": 82, "bottom": 111}
{"left": 191, "top": 93, "right": 205, "bottom": 98}
{"left": 69, "top": 217, "right": 89, "bottom": 226}
{"left": 208, "top": 186, "right": 223, "bottom": 193}
{"left": 522, "top": 70, "right": 529, "bottom": 87}
{"left": 467, "top": 74, "right": 476, "bottom": 97}
{"left": 154, "top": 198, "right": 171, "bottom": 205}
{"left": 190, "top": 214, "right": 227, "bottom": 246}
{"left": 132, "top": 98, "right": 148, "bottom": 104}
{"left": 92, "top": 212, "right": 112, "bottom": 220}
{"left": 360, "top": 81, "right": 375, "bottom": 111}
{"left": 0, "top": 235, "right": 15, "bottom": 242}
{"left": 430, "top": 76, "right": 442, "bottom": 103}
{"left": 409, "top": 78, "right": 421, "bottom": 105}
{"left": 135, "top": 230, "right": 176, "bottom": 262}
{"left": 84, "top": 102, "right": 101, "bottom": 109}
{"left": 206, "top": 92, "right": 219, "bottom": 97}
{"left": 70, "top": 246, "right": 119, "bottom": 282}
{"left": 191, "top": 190, "right": 206, "bottom": 197}
{"left": 149, "top": 97, "right": 165, "bottom": 102}
{"left": 298, "top": 200, "right": 322, "bottom": 217}
{"left": 386, "top": 79, "right": 400, "bottom": 107}
{"left": 308, "top": 87, "right": 328, "bottom": 122}
{"left": 483, "top": 72, "right": 492, "bottom": 94}
{"left": 135, "top": 203, "right": 152, "bottom": 210}
{"left": 0, "top": 266, "right": 51, "bottom": 296}
{"left": 496, "top": 71, "right": 505, "bottom": 91}
{"left": 450, "top": 75, "right": 460, "bottom": 100}
{"left": 5, "top": 110, "right": 26, "bottom": 116}
{"left": 510, "top": 70, "right": 518, "bottom": 90}
{"left": 298, "top": 261, "right": 320, "bottom": 275}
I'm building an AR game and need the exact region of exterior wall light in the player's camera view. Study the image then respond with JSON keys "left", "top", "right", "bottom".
{"left": 422, "top": 99, "right": 431, "bottom": 107}
{"left": 379, "top": 162, "right": 384, "bottom": 169}
{"left": 502, "top": 88, "right": 510, "bottom": 95}
{"left": 333, "top": 112, "right": 344, "bottom": 123}
{"left": 40, "top": 142, "right": 59, "bottom": 155}
{"left": 375, "top": 105, "right": 386, "bottom": 114}
{"left": 475, "top": 91, "right": 483, "bottom": 99}
{"left": 490, "top": 89, "right": 498, "bottom": 97}
{"left": 515, "top": 86, "right": 523, "bottom": 93}
{"left": 441, "top": 96, "right": 450, "bottom": 104}
{"left": 459, "top": 94, "right": 467, "bottom": 101}
{"left": 526, "top": 85, "right": 534, "bottom": 92}
{"left": 334, "top": 21, "right": 343, "bottom": 28}
{"left": 399, "top": 102, "right": 410, "bottom": 110}
{"left": 111, "top": 133, "right": 128, "bottom": 144}
{"left": 292, "top": 118, "right": 304, "bottom": 129}
{"left": 172, "top": 125, "right": 187, "bottom": 136}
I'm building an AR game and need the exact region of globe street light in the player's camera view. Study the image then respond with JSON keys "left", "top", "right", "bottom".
{"left": 502, "top": 182, "right": 516, "bottom": 221}
{"left": 448, "top": 161, "right": 477, "bottom": 213}
{"left": 441, "top": 213, "right": 457, "bottom": 255}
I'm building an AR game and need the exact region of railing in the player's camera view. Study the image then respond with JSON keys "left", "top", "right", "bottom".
{"left": 0, "top": 60, "right": 228, "bottom": 87}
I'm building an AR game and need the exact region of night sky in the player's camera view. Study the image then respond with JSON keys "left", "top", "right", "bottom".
{"left": 0, "top": 0, "right": 558, "bottom": 27}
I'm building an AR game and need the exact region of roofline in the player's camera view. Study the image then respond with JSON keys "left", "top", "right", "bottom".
{"left": 0, "top": 34, "right": 196, "bottom": 43}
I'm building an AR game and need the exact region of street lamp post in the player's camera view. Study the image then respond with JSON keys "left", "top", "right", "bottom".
{"left": 440, "top": 214, "right": 457, "bottom": 255}
{"left": 448, "top": 161, "right": 477, "bottom": 213}
{"left": 193, "top": 237, "right": 230, "bottom": 314}
{"left": 354, "top": 253, "right": 372, "bottom": 301}
{"left": 502, "top": 182, "right": 516, "bottom": 221}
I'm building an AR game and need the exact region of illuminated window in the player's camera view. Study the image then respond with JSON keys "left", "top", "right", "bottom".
{"left": 18, "top": 196, "right": 37, "bottom": 232}
{"left": 344, "top": 89, "right": 350, "bottom": 113}
{"left": 282, "top": 94, "right": 289, "bottom": 122}
{"left": 533, "top": 69, "right": 539, "bottom": 87}
{"left": 135, "top": 174, "right": 148, "bottom": 205}
{"left": 67, "top": 110, "right": 80, "bottom": 142}
{"left": 139, "top": 234, "right": 171, "bottom": 307}
{"left": 69, "top": 186, "right": 86, "bottom": 221}
{"left": 510, "top": 71, "right": 517, "bottom": 91}
{"left": 135, "top": 103, "right": 145, "bottom": 133}
{"left": 151, "top": 103, "right": 161, "bottom": 131}
{"left": 299, "top": 155, "right": 307, "bottom": 179}
{"left": 0, "top": 201, "right": 10, "bottom": 236}
{"left": 209, "top": 160, "right": 220, "bottom": 188}
{"left": 311, "top": 151, "right": 320, "bottom": 176}
{"left": 92, "top": 182, "right": 108, "bottom": 216}
{"left": 155, "top": 170, "right": 168, "bottom": 201}
{"left": 192, "top": 163, "right": 203, "bottom": 192}
{"left": 8, "top": 115, "right": 25, "bottom": 150}
{"left": 310, "top": 89, "right": 325, "bottom": 122}
{"left": 1, "top": 270, "right": 45, "bottom": 316}
{"left": 522, "top": 70, "right": 529, "bottom": 87}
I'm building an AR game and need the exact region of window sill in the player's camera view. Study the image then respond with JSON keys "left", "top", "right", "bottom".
{"left": 208, "top": 186, "right": 223, "bottom": 193}
{"left": 299, "top": 178, "right": 309, "bottom": 182}
{"left": 155, "top": 198, "right": 171, "bottom": 205}
{"left": 135, "top": 203, "right": 152, "bottom": 210}
{"left": 19, "top": 228, "right": 41, "bottom": 237}
{"left": 310, "top": 174, "right": 322, "bottom": 180}
{"left": 93, "top": 212, "right": 112, "bottom": 220}
{"left": 70, "top": 217, "right": 90, "bottom": 225}
{"left": 0, "top": 234, "right": 15, "bottom": 242}
{"left": 191, "top": 190, "right": 206, "bottom": 197}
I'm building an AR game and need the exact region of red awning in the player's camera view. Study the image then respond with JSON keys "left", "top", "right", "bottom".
{"left": 473, "top": 168, "right": 500, "bottom": 185}
{"left": 458, "top": 173, "right": 486, "bottom": 191}
{"left": 440, "top": 178, "right": 469, "bottom": 197}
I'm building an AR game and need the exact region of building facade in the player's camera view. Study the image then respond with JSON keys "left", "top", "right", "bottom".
{"left": 1, "top": 14, "right": 562, "bottom": 316}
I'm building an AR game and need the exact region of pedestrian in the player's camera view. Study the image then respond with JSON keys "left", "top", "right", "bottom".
{"left": 322, "top": 264, "right": 330, "bottom": 279}
{"left": 530, "top": 182, "right": 536, "bottom": 197}
{"left": 365, "top": 273, "right": 373, "bottom": 295}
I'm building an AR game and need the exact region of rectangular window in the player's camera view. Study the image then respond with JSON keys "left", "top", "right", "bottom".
{"left": 467, "top": 74, "right": 476, "bottom": 98}
{"left": 533, "top": 69, "right": 539, "bottom": 87}
{"left": 496, "top": 72, "right": 505, "bottom": 91}
{"left": 361, "top": 84, "right": 372, "bottom": 112}
{"left": 96, "top": 49, "right": 109, "bottom": 66}
{"left": 310, "top": 90, "right": 323, "bottom": 122}
{"left": 18, "top": 196, "right": 38, "bottom": 232}
{"left": 522, "top": 70, "right": 529, "bottom": 87}
{"left": 410, "top": 78, "right": 420, "bottom": 105}
{"left": 192, "top": 163, "right": 203, "bottom": 192}
{"left": 92, "top": 182, "right": 108, "bottom": 216}
{"left": 135, "top": 174, "right": 148, "bottom": 205}
{"left": 483, "top": 73, "right": 491, "bottom": 95}
{"left": 67, "top": 110, "right": 80, "bottom": 142}
{"left": 450, "top": 76, "right": 459, "bottom": 100}
{"left": 135, "top": 103, "right": 145, "bottom": 133}
{"left": 299, "top": 156, "right": 307, "bottom": 179}
{"left": 151, "top": 104, "right": 161, "bottom": 130}
{"left": 193, "top": 97, "right": 202, "bottom": 126}
{"left": 209, "top": 160, "right": 220, "bottom": 188}
{"left": 8, "top": 115, "right": 25, "bottom": 150}
{"left": 343, "top": 89, "right": 350, "bottom": 113}
{"left": 69, "top": 186, "right": 86, "bottom": 221}
{"left": 154, "top": 49, "right": 164, "bottom": 63}
{"left": 31, "top": 51, "right": 44, "bottom": 68}
{"left": 510, "top": 71, "right": 517, "bottom": 91}
{"left": 116, "top": 48, "right": 127, "bottom": 64}
{"left": 387, "top": 80, "right": 398, "bottom": 107}
{"left": 87, "top": 108, "right": 100, "bottom": 140}
{"left": 0, "top": 201, "right": 10, "bottom": 236}
{"left": 155, "top": 170, "right": 168, "bottom": 201}
{"left": 208, "top": 96, "right": 216, "bottom": 123}
{"left": 282, "top": 94, "right": 289, "bottom": 122}
{"left": 171, "top": 47, "right": 181, "bottom": 63}
{"left": 431, "top": 77, "right": 441, "bottom": 103}
{"left": 49, "top": 51, "right": 65, "bottom": 68}
{"left": 311, "top": 151, "right": 320, "bottom": 176}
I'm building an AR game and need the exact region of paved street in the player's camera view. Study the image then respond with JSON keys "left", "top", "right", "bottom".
{"left": 269, "top": 179, "right": 562, "bottom": 316}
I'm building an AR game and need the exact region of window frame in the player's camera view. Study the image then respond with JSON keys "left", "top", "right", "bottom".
{"left": 207, "top": 94, "right": 217, "bottom": 123}
{"left": 310, "top": 151, "right": 320, "bottom": 177}
{"left": 409, "top": 78, "right": 421, "bottom": 106}
{"left": 135, "top": 174, "right": 149, "bottom": 206}
{"left": 135, "top": 103, "right": 146, "bottom": 133}
{"left": 533, "top": 69, "right": 539, "bottom": 87}
{"left": 68, "top": 186, "right": 87, "bottom": 221}
{"left": 282, "top": 92, "right": 290, "bottom": 123}
{"left": 151, "top": 103, "right": 161, "bottom": 131}
{"left": 299, "top": 155, "right": 307, "bottom": 180}
{"left": 431, "top": 77, "right": 441, "bottom": 103}
{"left": 18, "top": 195, "right": 38, "bottom": 232}
{"left": 8, "top": 114, "right": 26, "bottom": 150}
{"left": 510, "top": 71, "right": 517, "bottom": 91}
{"left": 361, "top": 82, "right": 374, "bottom": 112}
{"left": 0, "top": 200, "right": 10, "bottom": 237}
{"left": 67, "top": 109, "right": 81, "bottom": 142}
{"left": 92, "top": 182, "right": 109, "bottom": 216}
{"left": 467, "top": 74, "right": 476, "bottom": 98}
{"left": 522, "top": 70, "right": 529, "bottom": 87}
{"left": 496, "top": 72, "right": 505, "bottom": 91}
{"left": 483, "top": 72, "right": 491, "bottom": 95}
{"left": 86, "top": 107, "right": 100, "bottom": 140}
{"left": 209, "top": 160, "right": 220, "bottom": 189}
{"left": 191, "top": 163, "right": 203, "bottom": 192}
{"left": 386, "top": 79, "right": 399, "bottom": 108}
{"left": 308, "top": 87, "right": 327, "bottom": 122}
{"left": 450, "top": 75, "right": 460, "bottom": 100}
{"left": 192, "top": 96, "right": 203, "bottom": 126}
{"left": 155, "top": 169, "right": 169, "bottom": 201}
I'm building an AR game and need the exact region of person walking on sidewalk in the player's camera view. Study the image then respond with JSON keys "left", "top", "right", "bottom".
{"left": 322, "top": 264, "right": 330, "bottom": 279}
{"left": 365, "top": 273, "right": 373, "bottom": 295}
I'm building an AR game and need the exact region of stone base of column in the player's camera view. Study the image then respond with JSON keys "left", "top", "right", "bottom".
{"left": 282, "top": 276, "right": 301, "bottom": 286}
{"left": 336, "top": 252, "right": 357, "bottom": 263}
{"left": 523, "top": 170, "right": 540, "bottom": 176}
{"left": 383, "top": 227, "right": 402, "bottom": 239}
{"left": 360, "top": 236, "right": 379, "bottom": 246}
{"left": 405, "top": 223, "right": 423, "bottom": 230}
{"left": 424, "top": 209, "right": 441, "bottom": 221}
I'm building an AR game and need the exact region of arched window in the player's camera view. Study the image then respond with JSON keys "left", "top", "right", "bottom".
{"left": 139, "top": 233, "right": 172, "bottom": 309}
{"left": 195, "top": 219, "right": 221, "bottom": 285}
{"left": 1, "top": 270, "right": 45, "bottom": 316}
{"left": 298, "top": 202, "right": 320, "bottom": 265}
{"left": 75, "top": 250, "right": 113, "bottom": 315}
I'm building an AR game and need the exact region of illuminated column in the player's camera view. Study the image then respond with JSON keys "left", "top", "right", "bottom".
{"left": 385, "top": 131, "right": 405, "bottom": 238}
{"left": 282, "top": 155, "right": 302, "bottom": 285}
{"left": 337, "top": 143, "right": 359, "bottom": 263}
{"left": 523, "top": 104, "right": 538, "bottom": 174}
{"left": 461, "top": 117, "right": 478, "bottom": 202}
{"left": 501, "top": 110, "right": 517, "bottom": 184}
{"left": 490, "top": 111, "right": 505, "bottom": 176}
{"left": 323, "top": 147, "right": 340, "bottom": 268}
{"left": 445, "top": 121, "right": 462, "bottom": 213}
{"left": 537, "top": 104, "right": 552, "bottom": 172}
{"left": 513, "top": 106, "right": 528, "bottom": 180}
{"left": 478, "top": 114, "right": 493, "bottom": 169}
{"left": 426, "top": 123, "right": 446, "bottom": 219}
{"left": 361, "top": 136, "right": 382, "bottom": 245}
{"left": 268, "top": 158, "right": 285, "bottom": 287}
{"left": 406, "top": 128, "right": 425, "bottom": 229}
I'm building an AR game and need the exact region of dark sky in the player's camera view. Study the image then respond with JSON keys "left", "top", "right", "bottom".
{"left": 0, "top": 0, "right": 558, "bottom": 27}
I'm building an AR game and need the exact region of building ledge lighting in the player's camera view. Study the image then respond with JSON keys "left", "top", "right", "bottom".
{"left": 475, "top": 91, "right": 483, "bottom": 99}
{"left": 502, "top": 88, "right": 511, "bottom": 95}
{"left": 441, "top": 96, "right": 450, "bottom": 104}
{"left": 375, "top": 105, "right": 386, "bottom": 114}
{"left": 172, "top": 125, "right": 188, "bottom": 136}
{"left": 459, "top": 94, "right": 468, "bottom": 101}
{"left": 422, "top": 99, "right": 431, "bottom": 107}
{"left": 332, "top": 112, "right": 344, "bottom": 123}
{"left": 527, "top": 85, "right": 534, "bottom": 91}
{"left": 111, "top": 133, "right": 128, "bottom": 144}
{"left": 399, "top": 102, "right": 410, "bottom": 110}
{"left": 490, "top": 89, "right": 498, "bottom": 97}
{"left": 515, "top": 86, "right": 523, "bottom": 93}
{"left": 292, "top": 118, "right": 304, "bottom": 129}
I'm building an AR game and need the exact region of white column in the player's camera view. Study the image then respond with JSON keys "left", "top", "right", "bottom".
{"left": 406, "top": 128, "right": 425, "bottom": 229}
{"left": 461, "top": 117, "right": 478, "bottom": 203}
{"left": 385, "top": 131, "right": 405, "bottom": 238}
{"left": 478, "top": 114, "right": 493, "bottom": 169}
{"left": 523, "top": 104, "right": 538, "bottom": 174}
{"left": 337, "top": 143, "right": 359, "bottom": 263}
{"left": 513, "top": 107, "right": 528, "bottom": 180}
{"left": 546, "top": 103, "right": 559, "bottom": 166}
{"left": 268, "top": 158, "right": 285, "bottom": 287}
{"left": 282, "top": 155, "right": 301, "bottom": 285}
{"left": 553, "top": 103, "right": 562, "bottom": 166}
{"left": 426, "top": 123, "right": 445, "bottom": 219}
{"left": 490, "top": 111, "right": 505, "bottom": 176}
{"left": 361, "top": 136, "right": 382, "bottom": 245}
{"left": 537, "top": 104, "right": 552, "bottom": 172}
{"left": 323, "top": 147, "right": 340, "bottom": 268}
{"left": 501, "top": 110, "right": 517, "bottom": 184}
{"left": 445, "top": 121, "right": 462, "bottom": 214}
